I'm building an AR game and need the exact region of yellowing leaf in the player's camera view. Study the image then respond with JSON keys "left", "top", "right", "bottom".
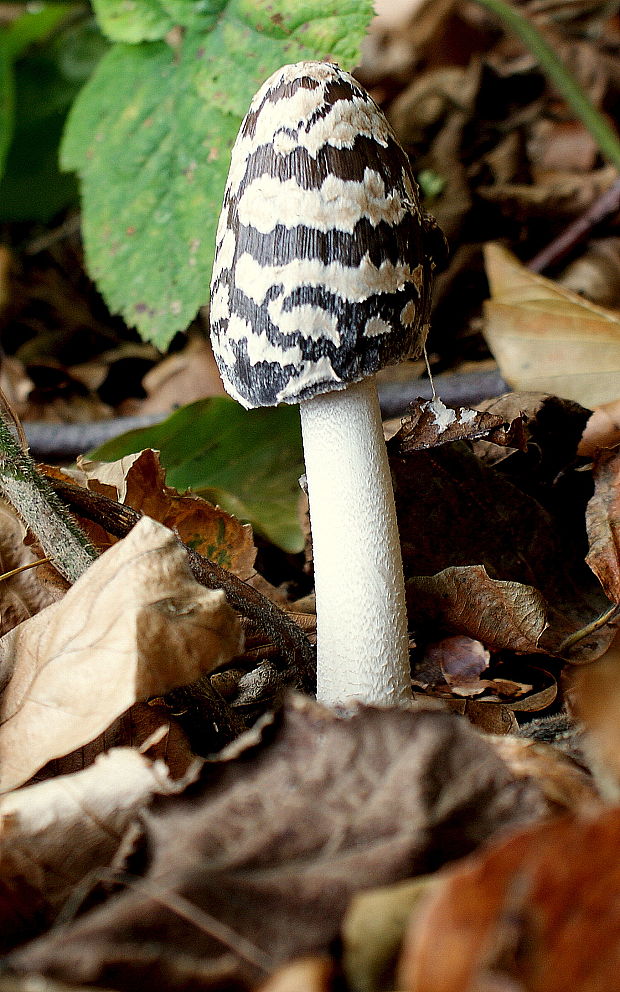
{"left": 0, "top": 517, "right": 242, "bottom": 793}
{"left": 483, "top": 242, "right": 620, "bottom": 407}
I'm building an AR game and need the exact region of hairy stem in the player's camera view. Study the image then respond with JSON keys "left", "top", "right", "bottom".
{"left": 0, "top": 415, "right": 97, "bottom": 583}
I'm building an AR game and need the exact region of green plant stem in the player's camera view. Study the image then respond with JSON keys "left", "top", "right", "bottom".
{"left": 0, "top": 415, "right": 97, "bottom": 583}
{"left": 474, "top": 0, "right": 620, "bottom": 171}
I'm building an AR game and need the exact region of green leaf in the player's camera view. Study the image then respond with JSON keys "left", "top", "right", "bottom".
{"left": 90, "top": 398, "right": 305, "bottom": 553}
{"left": 0, "top": 17, "right": 107, "bottom": 222}
{"left": 3, "top": 3, "right": 70, "bottom": 61}
{"left": 0, "top": 40, "right": 13, "bottom": 179}
{"left": 62, "top": 0, "right": 374, "bottom": 347}
{"left": 0, "top": 2, "right": 73, "bottom": 184}
{"left": 91, "top": 0, "right": 226, "bottom": 42}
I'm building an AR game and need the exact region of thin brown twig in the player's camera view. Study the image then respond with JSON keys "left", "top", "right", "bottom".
{"left": 527, "top": 176, "right": 620, "bottom": 273}
{"left": 45, "top": 475, "right": 316, "bottom": 694}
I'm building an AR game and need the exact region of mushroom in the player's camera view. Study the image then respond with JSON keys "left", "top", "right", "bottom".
{"left": 210, "top": 61, "right": 444, "bottom": 707}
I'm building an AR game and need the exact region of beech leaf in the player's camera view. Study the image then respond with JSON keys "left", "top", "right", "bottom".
{"left": 0, "top": 745, "right": 201, "bottom": 950}
{"left": 585, "top": 446, "right": 620, "bottom": 604}
{"left": 7, "top": 698, "right": 549, "bottom": 988}
{"left": 64, "top": 447, "right": 257, "bottom": 578}
{"left": 408, "top": 565, "right": 549, "bottom": 653}
{"left": 0, "top": 516, "right": 242, "bottom": 793}
{"left": 483, "top": 241, "right": 620, "bottom": 407}
{"left": 398, "top": 806, "right": 620, "bottom": 992}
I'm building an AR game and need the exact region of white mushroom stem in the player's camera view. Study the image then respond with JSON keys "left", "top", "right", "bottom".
{"left": 299, "top": 375, "right": 412, "bottom": 707}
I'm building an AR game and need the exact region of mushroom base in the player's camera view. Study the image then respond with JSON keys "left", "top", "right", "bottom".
{"left": 300, "top": 376, "right": 412, "bottom": 707}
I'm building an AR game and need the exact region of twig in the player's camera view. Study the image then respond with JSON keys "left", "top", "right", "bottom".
{"left": 22, "top": 370, "right": 510, "bottom": 461}
{"left": 527, "top": 177, "right": 620, "bottom": 273}
{"left": 45, "top": 476, "right": 317, "bottom": 692}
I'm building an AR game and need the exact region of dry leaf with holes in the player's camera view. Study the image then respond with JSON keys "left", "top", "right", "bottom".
{"left": 394, "top": 397, "right": 508, "bottom": 451}
{"left": 60, "top": 447, "right": 256, "bottom": 578}
{"left": 483, "top": 242, "right": 620, "bottom": 407}
{"left": 0, "top": 516, "right": 242, "bottom": 793}
{"left": 0, "top": 746, "right": 201, "bottom": 950}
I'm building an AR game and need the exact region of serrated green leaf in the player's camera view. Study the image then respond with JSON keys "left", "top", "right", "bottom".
{"left": 91, "top": 0, "right": 175, "bottom": 42}
{"left": 62, "top": 0, "right": 374, "bottom": 347}
{"left": 90, "top": 398, "right": 305, "bottom": 552}
{"left": 92, "top": 0, "right": 226, "bottom": 42}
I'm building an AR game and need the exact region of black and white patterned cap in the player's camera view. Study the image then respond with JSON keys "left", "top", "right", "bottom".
{"left": 210, "top": 61, "right": 443, "bottom": 409}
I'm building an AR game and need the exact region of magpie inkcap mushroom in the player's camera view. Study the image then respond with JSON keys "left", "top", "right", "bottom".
{"left": 210, "top": 61, "right": 445, "bottom": 706}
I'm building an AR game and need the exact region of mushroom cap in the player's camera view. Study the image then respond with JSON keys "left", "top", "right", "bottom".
{"left": 210, "top": 61, "right": 444, "bottom": 409}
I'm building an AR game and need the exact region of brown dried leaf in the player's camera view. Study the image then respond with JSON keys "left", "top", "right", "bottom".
{"left": 258, "top": 956, "right": 336, "bottom": 992}
{"left": 579, "top": 398, "right": 620, "bottom": 455}
{"left": 8, "top": 698, "right": 550, "bottom": 988}
{"left": 483, "top": 241, "right": 620, "bottom": 407}
{"left": 398, "top": 807, "right": 620, "bottom": 992}
{"left": 408, "top": 565, "right": 549, "bottom": 653}
{"left": 528, "top": 118, "right": 599, "bottom": 175}
{"left": 479, "top": 164, "right": 617, "bottom": 223}
{"left": 489, "top": 735, "right": 602, "bottom": 815}
{"left": 559, "top": 237, "right": 620, "bottom": 309}
{"left": 394, "top": 398, "right": 506, "bottom": 452}
{"left": 0, "top": 500, "right": 59, "bottom": 636}
{"left": 585, "top": 446, "right": 620, "bottom": 604}
{"left": 0, "top": 746, "right": 201, "bottom": 950}
{"left": 35, "top": 701, "right": 196, "bottom": 784}
{"left": 391, "top": 421, "right": 613, "bottom": 659}
{"left": 572, "top": 630, "right": 620, "bottom": 800}
{"left": 0, "top": 517, "right": 242, "bottom": 793}
{"left": 139, "top": 335, "right": 227, "bottom": 414}
{"left": 65, "top": 448, "right": 256, "bottom": 578}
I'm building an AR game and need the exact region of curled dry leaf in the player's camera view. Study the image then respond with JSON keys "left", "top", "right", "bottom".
{"left": 483, "top": 241, "right": 620, "bottom": 408}
{"left": 0, "top": 746, "right": 201, "bottom": 950}
{"left": 0, "top": 516, "right": 242, "bottom": 793}
{"left": 61, "top": 447, "right": 256, "bottom": 578}
{"left": 258, "top": 956, "right": 336, "bottom": 992}
{"left": 397, "top": 806, "right": 620, "bottom": 992}
{"left": 394, "top": 398, "right": 507, "bottom": 451}
{"left": 585, "top": 446, "right": 620, "bottom": 605}
{"left": 7, "top": 698, "right": 550, "bottom": 990}
{"left": 579, "top": 397, "right": 620, "bottom": 455}
{"left": 408, "top": 565, "right": 548, "bottom": 654}
{"left": 572, "top": 629, "right": 620, "bottom": 800}
{"left": 0, "top": 500, "right": 60, "bottom": 636}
